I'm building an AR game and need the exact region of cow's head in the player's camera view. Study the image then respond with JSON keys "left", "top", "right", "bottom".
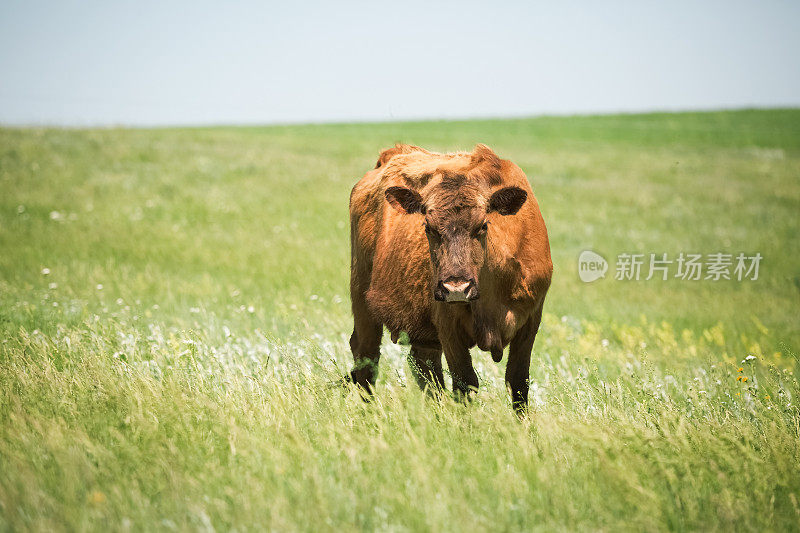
{"left": 385, "top": 177, "right": 527, "bottom": 303}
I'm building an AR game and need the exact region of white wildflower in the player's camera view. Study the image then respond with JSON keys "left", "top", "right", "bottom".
{"left": 41, "top": 268, "right": 50, "bottom": 275}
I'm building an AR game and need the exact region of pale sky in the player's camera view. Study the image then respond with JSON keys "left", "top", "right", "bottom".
{"left": 1, "top": 0, "right": 798, "bottom": 126}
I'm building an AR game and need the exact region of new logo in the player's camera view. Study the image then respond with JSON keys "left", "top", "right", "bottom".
{"left": 578, "top": 250, "right": 608, "bottom": 283}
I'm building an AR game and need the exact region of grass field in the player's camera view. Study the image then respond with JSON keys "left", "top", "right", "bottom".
{"left": 1, "top": 109, "right": 799, "bottom": 531}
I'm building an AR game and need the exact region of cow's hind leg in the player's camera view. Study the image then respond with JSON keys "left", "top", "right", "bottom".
{"left": 407, "top": 342, "right": 444, "bottom": 394}
{"left": 506, "top": 307, "right": 543, "bottom": 414}
{"left": 348, "top": 295, "right": 382, "bottom": 393}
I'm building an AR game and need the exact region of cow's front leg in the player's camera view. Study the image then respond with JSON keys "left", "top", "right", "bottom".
{"left": 348, "top": 292, "right": 382, "bottom": 394}
{"left": 440, "top": 333, "right": 478, "bottom": 403}
{"left": 506, "top": 307, "right": 542, "bottom": 414}
{"left": 407, "top": 342, "right": 445, "bottom": 394}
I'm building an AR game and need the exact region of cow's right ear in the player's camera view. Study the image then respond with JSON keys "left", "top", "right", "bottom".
{"left": 487, "top": 186, "right": 527, "bottom": 215}
{"left": 385, "top": 186, "right": 423, "bottom": 214}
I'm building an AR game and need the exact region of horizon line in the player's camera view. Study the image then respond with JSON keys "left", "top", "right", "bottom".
{"left": 1, "top": 104, "right": 798, "bottom": 130}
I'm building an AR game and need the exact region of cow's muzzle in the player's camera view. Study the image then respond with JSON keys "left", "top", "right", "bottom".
{"left": 435, "top": 278, "right": 479, "bottom": 303}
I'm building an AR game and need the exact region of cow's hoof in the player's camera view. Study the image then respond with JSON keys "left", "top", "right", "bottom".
{"left": 512, "top": 401, "right": 529, "bottom": 418}
{"left": 453, "top": 386, "right": 479, "bottom": 405}
{"left": 344, "top": 371, "right": 375, "bottom": 401}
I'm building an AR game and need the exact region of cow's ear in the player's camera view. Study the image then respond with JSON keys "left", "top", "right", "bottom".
{"left": 385, "top": 186, "right": 423, "bottom": 214}
{"left": 487, "top": 186, "right": 527, "bottom": 215}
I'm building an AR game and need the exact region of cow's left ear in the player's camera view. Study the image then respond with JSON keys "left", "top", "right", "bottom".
{"left": 487, "top": 186, "right": 527, "bottom": 215}
{"left": 385, "top": 186, "right": 424, "bottom": 214}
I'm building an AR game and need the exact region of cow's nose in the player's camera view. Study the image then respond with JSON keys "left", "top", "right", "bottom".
{"left": 438, "top": 278, "right": 478, "bottom": 303}
{"left": 442, "top": 280, "right": 471, "bottom": 294}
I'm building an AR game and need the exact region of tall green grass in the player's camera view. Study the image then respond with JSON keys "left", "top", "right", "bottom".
{"left": 1, "top": 110, "right": 799, "bottom": 530}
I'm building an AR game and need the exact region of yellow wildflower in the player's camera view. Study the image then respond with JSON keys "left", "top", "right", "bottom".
{"left": 87, "top": 491, "right": 106, "bottom": 505}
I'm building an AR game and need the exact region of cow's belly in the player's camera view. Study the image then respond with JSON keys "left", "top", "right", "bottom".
{"left": 366, "top": 268, "right": 437, "bottom": 343}
{"left": 365, "top": 217, "right": 439, "bottom": 341}
{"left": 366, "top": 290, "right": 437, "bottom": 342}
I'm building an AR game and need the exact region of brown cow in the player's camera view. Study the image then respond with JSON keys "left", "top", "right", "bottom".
{"left": 348, "top": 143, "right": 552, "bottom": 412}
